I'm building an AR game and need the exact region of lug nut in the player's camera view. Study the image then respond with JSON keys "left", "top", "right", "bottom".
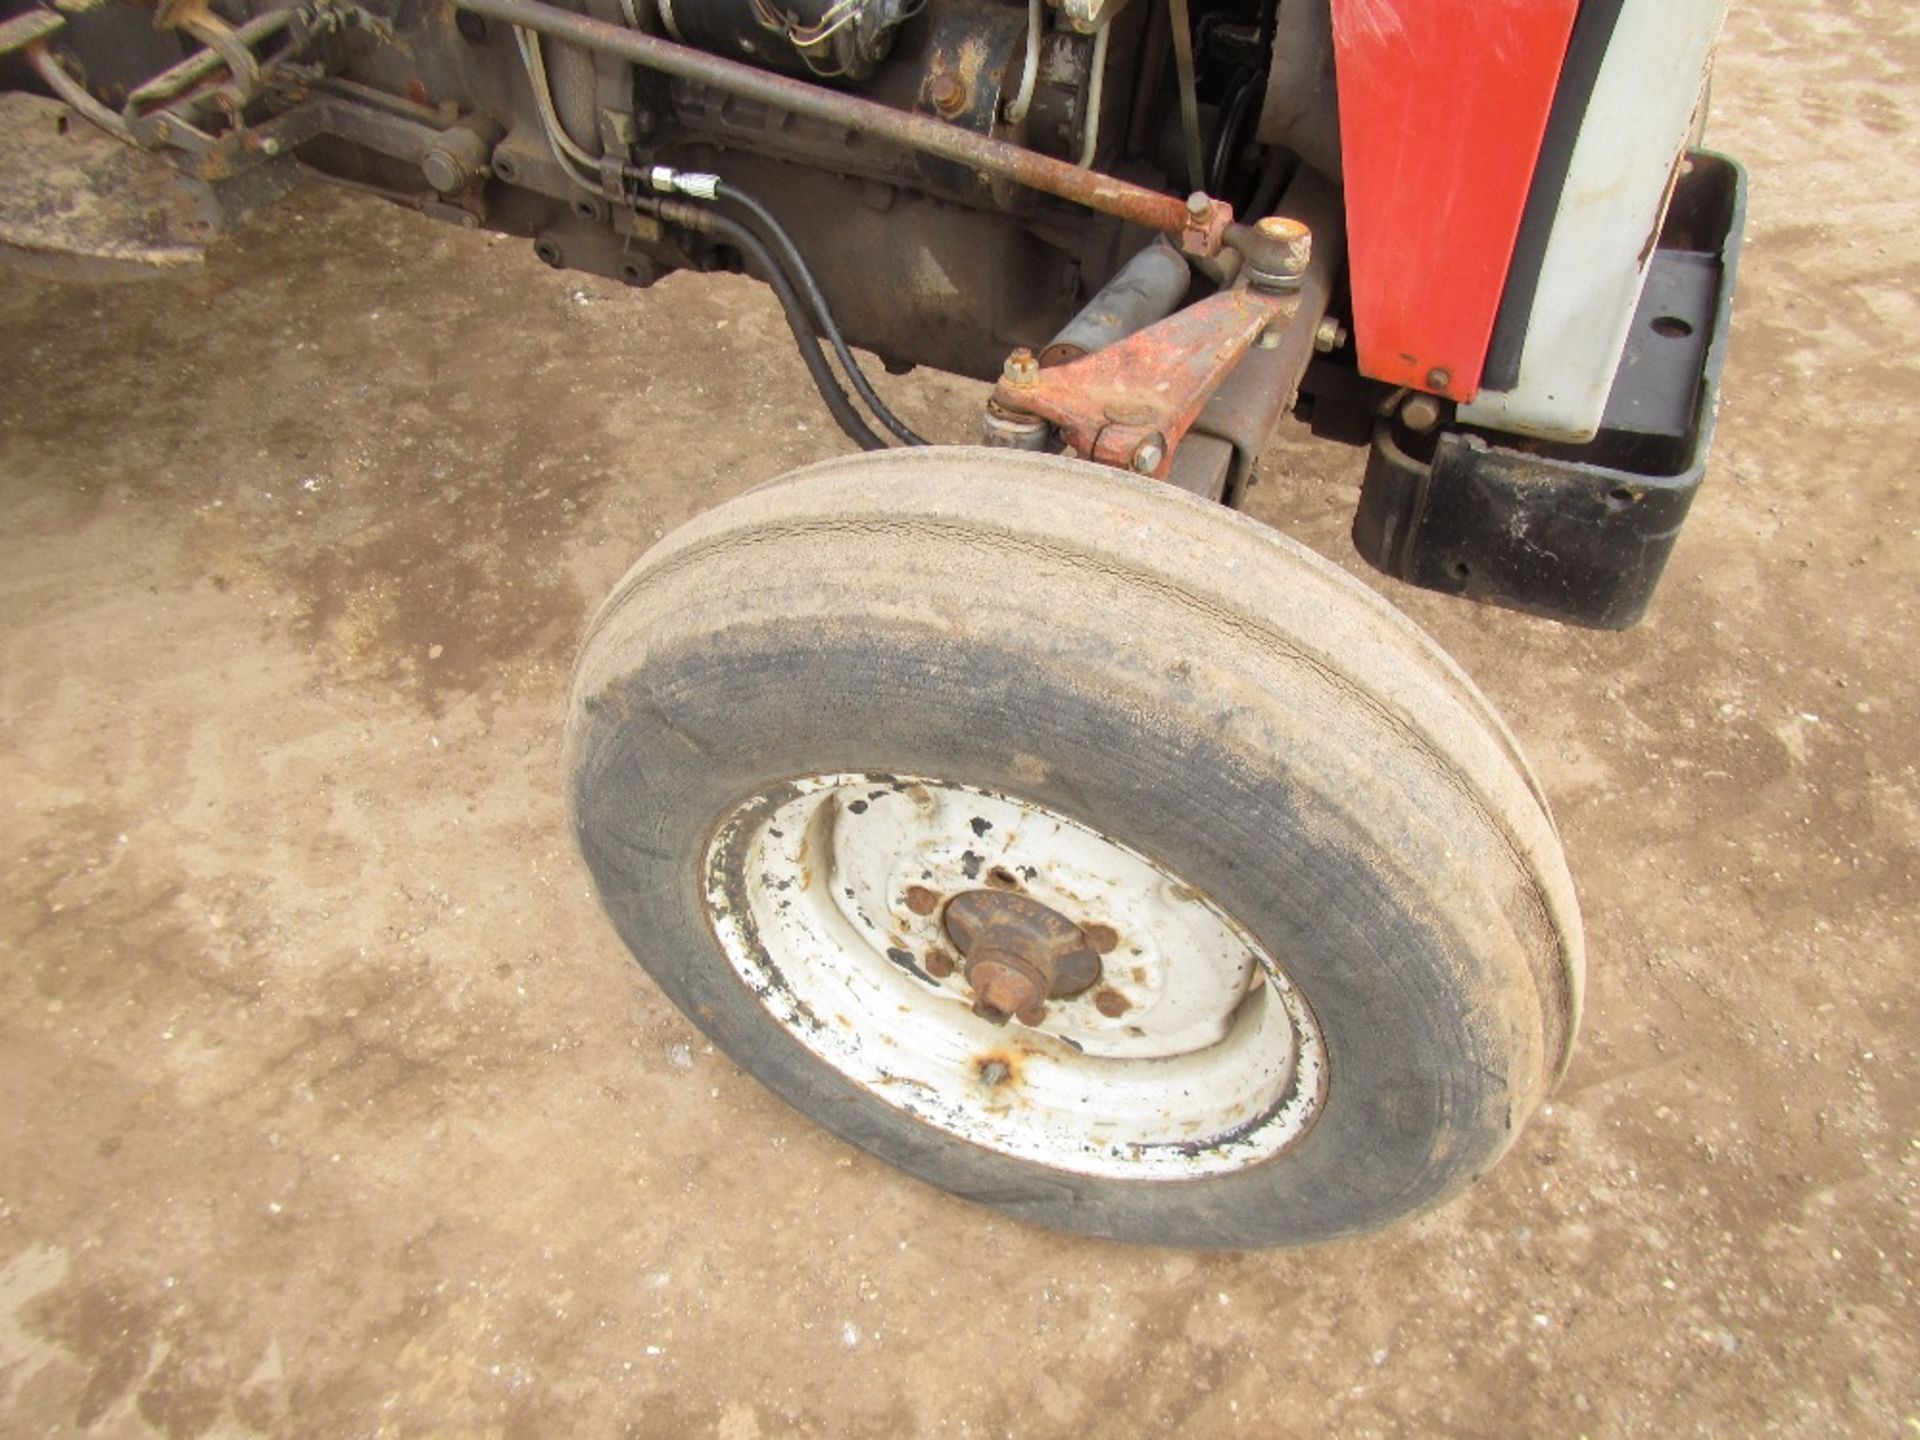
{"left": 1082, "top": 923, "right": 1118, "bottom": 954}
{"left": 1093, "top": 988, "right": 1131, "bottom": 1017}
{"left": 968, "top": 953, "right": 1046, "bottom": 1021}
{"left": 904, "top": 885, "right": 941, "bottom": 916}
{"left": 924, "top": 947, "right": 955, "bottom": 978}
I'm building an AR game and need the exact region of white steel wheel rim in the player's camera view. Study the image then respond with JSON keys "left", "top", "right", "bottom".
{"left": 703, "top": 774, "right": 1326, "bottom": 1181}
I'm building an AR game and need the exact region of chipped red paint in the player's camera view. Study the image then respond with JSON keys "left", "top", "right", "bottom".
{"left": 1329, "top": 0, "right": 1578, "bottom": 400}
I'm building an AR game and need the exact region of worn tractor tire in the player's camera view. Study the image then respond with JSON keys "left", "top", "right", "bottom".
{"left": 567, "top": 447, "right": 1582, "bottom": 1248}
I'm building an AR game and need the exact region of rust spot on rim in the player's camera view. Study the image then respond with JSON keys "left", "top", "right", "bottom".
{"left": 974, "top": 1051, "right": 1021, "bottom": 1088}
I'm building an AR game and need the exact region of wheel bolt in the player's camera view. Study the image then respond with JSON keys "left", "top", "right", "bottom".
{"left": 924, "top": 947, "right": 955, "bottom": 978}
{"left": 1093, "top": 987, "right": 1131, "bottom": 1017}
{"left": 904, "top": 885, "right": 941, "bottom": 916}
{"left": 1082, "top": 922, "right": 1119, "bottom": 954}
{"left": 968, "top": 953, "right": 1046, "bottom": 1021}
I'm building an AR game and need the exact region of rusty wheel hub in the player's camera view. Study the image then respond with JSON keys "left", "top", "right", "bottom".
{"left": 941, "top": 888, "right": 1103, "bottom": 1026}
{"left": 703, "top": 772, "right": 1324, "bottom": 1180}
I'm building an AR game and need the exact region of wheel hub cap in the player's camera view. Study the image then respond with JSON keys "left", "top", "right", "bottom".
{"left": 941, "top": 888, "right": 1103, "bottom": 1025}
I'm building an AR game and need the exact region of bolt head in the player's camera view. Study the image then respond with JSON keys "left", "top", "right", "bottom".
{"left": 421, "top": 147, "right": 465, "bottom": 193}
{"left": 1313, "top": 317, "right": 1347, "bottom": 353}
{"left": 1401, "top": 393, "right": 1444, "bottom": 432}
{"left": 1130, "top": 433, "right": 1167, "bottom": 474}
{"left": 929, "top": 74, "right": 967, "bottom": 116}
{"left": 1186, "top": 191, "right": 1212, "bottom": 219}
{"left": 1425, "top": 366, "right": 1452, "bottom": 391}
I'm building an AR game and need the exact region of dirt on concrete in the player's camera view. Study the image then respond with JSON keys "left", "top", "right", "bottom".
{"left": 0, "top": 0, "right": 1915, "bottom": 1434}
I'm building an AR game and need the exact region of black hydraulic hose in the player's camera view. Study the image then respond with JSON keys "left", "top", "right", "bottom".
{"left": 667, "top": 203, "right": 889, "bottom": 451}
{"left": 712, "top": 182, "right": 929, "bottom": 447}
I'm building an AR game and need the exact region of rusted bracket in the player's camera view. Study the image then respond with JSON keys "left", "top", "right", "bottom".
{"left": 988, "top": 285, "right": 1300, "bottom": 479}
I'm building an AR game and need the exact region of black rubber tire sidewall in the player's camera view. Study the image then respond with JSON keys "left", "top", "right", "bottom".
{"left": 568, "top": 450, "right": 1579, "bottom": 1249}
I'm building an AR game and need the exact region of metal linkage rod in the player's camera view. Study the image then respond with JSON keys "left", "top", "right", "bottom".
{"left": 453, "top": 0, "right": 1235, "bottom": 254}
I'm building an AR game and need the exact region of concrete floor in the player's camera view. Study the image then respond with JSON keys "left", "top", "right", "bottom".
{"left": 1, "top": 1, "right": 1915, "bottom": 1434}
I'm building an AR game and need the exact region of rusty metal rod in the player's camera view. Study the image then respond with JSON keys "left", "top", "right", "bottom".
{"left": 125, "top": 6, "right": 297, "bottom": 110}
{"left": 452, "top": 0, "right": 1219, "bottom": 245}
{"left": 26, "top": 42, "right": 132, "bottom": 141}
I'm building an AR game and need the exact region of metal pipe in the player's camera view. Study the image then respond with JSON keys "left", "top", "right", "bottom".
{"left": 1165, "top": 0, "right": 1205, "bottom": 194}
{"left": 1041, "top": 237, "right": 1189, "bottom": 366}
{"left": 1002, "top": 0, "right": 1043, "bottom": 127}
{"left": 124, "top": 6, "right": 297, "bottom": 110}
{"left": 454, "top": 0, "right": 1224, "bottom": 247}
{"left": 26, "top": 43, "right": 132, "bottom": 141}
{"left": 1075, "top": 19, "right": 1111, "bottom": 169}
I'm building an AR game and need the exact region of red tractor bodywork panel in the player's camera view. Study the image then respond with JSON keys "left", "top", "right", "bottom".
{"left": 1329, "top": 0, "right": 1578, "bottom": 401}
